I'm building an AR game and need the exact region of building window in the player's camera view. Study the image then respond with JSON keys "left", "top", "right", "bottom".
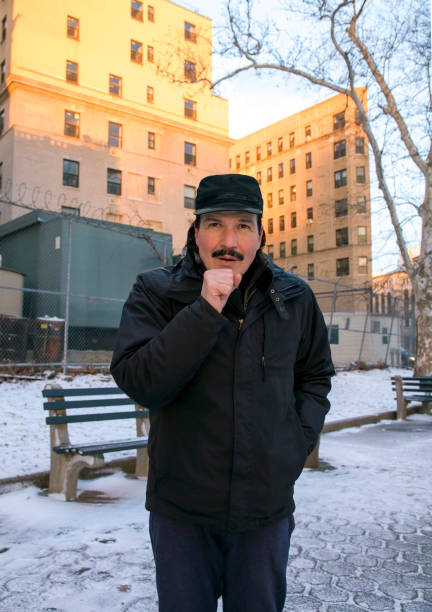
{"left": 267, "top": 193, "right": 273, "bottom": 208}
{"left": 305, "top": 152, "right": 312, "bottom": 169}
{"left": 278, "top": 189, "right": 284, "bottom": 205}
{"left": 280, "top": 241, "right": 286, "bottom": 258}
{"left": 148, "top": 131, "right": 155, "bottom": 149}
{"left": 307, "top": 263, "right": 315, "bottom": 279}
{"left": 256, "top": 145, "right": 261, "bottom": 160}
{"left": 279, "top": 215, "right": 285, "bottom": 231}
{"left": 307, "top": 235, "right": 314, "bottom": 252}
{"left": 278, "top": 163, "right": 284, "bottom": 178}
{"left": 147, "top": 176, "right": 155, "bottom": 194}
{"left": 334, "top": 111, "right": 345, "bottom": 130}
{"left": 358, "top": 226, "right": 367, "bottom": 244}
{"left": 355, "top": 109, "right": 362, "bottom": 124}
{"left": 328, "top": 324, "right": 339, "bottom": 344}
{"left": 278, "top": 137, "right": 283, "bottom": 152}
{"left": 356, "top": 166, "right": 366, "bottom": 183}
{"left": 67, "top": 16, "right": 79, "bottom": 39}
{"left": 109, "top": 74, "right": 122, "bottom": 96}
{"left": 334, "top": 139, "right": 346, "bottom": 159}
{"left": 108, "top": 122, "right": 122, "bottom": 148}
{"left": 148, "top": 5, "right": 155, "bottom": 21}
{"left": 1, "top": 17, "right": 6, "bottom": 43}
{"left": 306, "top": 180, "right": 313, "bottom": 197}
{"left": 131, "top": 1, "right": 143, "bottom": 20}
{"left": 0, "top": 109, "right": 4, "bottom": 134}
{"left": 355, "top": 137, "right": 365, "bottom": 154}
{"left": 235, "top": 155, "right": 241, "bottom": 170}
{"left": 371, "top": 319, "right": 380, "bottom": 333}
{"left": 290, "top": 159, "right": 295, "bottom": 174}
{"left": 335, "top": 198, "right": 348, "bottom": 217}
{"left": 107, "top": 168, "right": 122, "bottom": 195}
{"left": 268, "top": 218, "right": 273, "bottom": 234}
{"left": 267, "top": 141, "right": 272, "bottom": 157}
{"left": 304, "top": 126, "right": 312, "bottom": 141}
{"left": 267, "top": 167, "right": 273, "bottom": 182}
{"left": 245, "top": 150, "right": 250, "bottom": 165}
{"left": 63, "top": 159, "right": 79, "bottom": 188}
{"left": 291, "top": 239, "right": 297, "bottom": 256}
{"left": 307, "top": 207, "right": 313, "bottom": 220}
{"left": 184, "top": 142, "right": 196, "bottom": 165}
{"left": 64, "top": 110, "right": 80, "bottom": 138}
{"left": 268, "top": 244, "right": 274, "bottom": 259}
{"left": 147, "top": 86, "right": 154, "bottom": 103}
{"left": 334, "top": 169, "right": 347, "bottom": 188}
{"left": 66, "top": 60, "right": 78, "bottom": 83}
{"left": 290, "top": 185, "right": 296, "bottom": 202}
{"left": 0, "top": 161, "right": 3, "bottom": 190}
{"left": 131, "top": 40, "right": 143, "bottom": 63}
{"left": 359, "top": 256, "right": 368, "bottom": 274}
{"left": 336, "top": 257, "right": 350, "bottom": 277}
{"left": 184, "top": 60, "right": 196, "bottom": 81}
{"left": 184, "top": 184, "right": 196, "bottom": 208}
{"left": 184, "top": 99, "right": 196, "bottom": 119}
{"left": 184, "top": 21, "right": 197, "bottom": 42}
{"left": 336, "top": 227, "right": 349, "bottom": 247}
{"left": 382, "top": 327, "right": 389, "bottom": 345}
{"left": 147, "top": 45, "right": 154, "bottom": 62}
{"left": 289, "top": 132, "right": 295, "bottom": 148}
{"left": 291, "top": 211, "right": 297, "bottom": 228}
{"left": 256, "top": 171, "right": 262, "bottom": 185}
{"left": 357, "top": 196, "right": 367, "bottom": 213}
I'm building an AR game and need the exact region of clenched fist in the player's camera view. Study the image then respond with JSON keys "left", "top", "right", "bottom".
{"left": 201, "top": 269, "right": 242, "bottom": 313}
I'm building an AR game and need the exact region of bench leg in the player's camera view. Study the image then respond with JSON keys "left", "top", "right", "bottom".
{"left": 422, "top": 401, "right": 432, "bottom": 415}
{"left": 305, "top": 436, "right": 320, "bottom": 469}
{"left": 135, "top": 448, "right": 149, "bottom": 478}
{"left": 49, "top": 453, "right": 104, "bottom": 501}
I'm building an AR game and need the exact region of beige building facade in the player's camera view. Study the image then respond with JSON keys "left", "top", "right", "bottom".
{"left": 0, "top": 0, "right": 231, "bottom": 254}
{"left": 230, "top": 92, "right": 372, "bottom": 311}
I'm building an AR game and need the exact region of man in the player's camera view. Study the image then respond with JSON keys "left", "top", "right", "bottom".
{"left": 111, "top": 173, "right": 334, "bottom": 612}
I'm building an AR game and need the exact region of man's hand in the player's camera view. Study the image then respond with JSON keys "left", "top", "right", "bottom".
{"left": 201, "top": 269, "right": 242, "bottom": 313}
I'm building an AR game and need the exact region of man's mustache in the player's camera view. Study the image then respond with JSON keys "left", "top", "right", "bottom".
{"left": 212, "top": 249, "right": 244, "bottom": 261}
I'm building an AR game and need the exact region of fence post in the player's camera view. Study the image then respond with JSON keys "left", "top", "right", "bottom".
{"left": 327, "top": 281, "right": 338, "bottom": 341}
{"left": 62, "top": 216, "right": 72, "bottom": 375}
{"left": 358, "top": 292, "right": 371, "bottom": 362}
{"left": 384, "top": 297, "right": 397, "bottom": 366}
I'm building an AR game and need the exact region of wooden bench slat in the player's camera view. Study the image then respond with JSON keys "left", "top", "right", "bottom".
{"left": 44, "top": 397, "right": 135, "bottom": 410}
{"left": 54, "top": 437, "right": 148, "bottom": 455}
{"left": 43, "top": 387, "right": 127, "bottom": 397}
{"left": 46, "top": 410, "right": 149, "bottom": 425}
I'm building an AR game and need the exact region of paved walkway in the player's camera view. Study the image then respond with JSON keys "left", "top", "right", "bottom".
{"left": 0, "top": 415, "right": 431, "bottom": 611}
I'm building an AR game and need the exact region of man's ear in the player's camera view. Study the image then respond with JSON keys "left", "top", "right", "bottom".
{"left": 194, "top": 222, "right": 199, "bottom": 244}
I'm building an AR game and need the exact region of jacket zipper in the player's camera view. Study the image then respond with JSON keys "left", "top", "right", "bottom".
{"left": 226, "top": 317, "right": 243, "bottom": 530}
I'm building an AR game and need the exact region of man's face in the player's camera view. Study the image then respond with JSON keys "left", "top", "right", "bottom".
{"left": 194, "top": 211, "right": 263, "bottom": 276}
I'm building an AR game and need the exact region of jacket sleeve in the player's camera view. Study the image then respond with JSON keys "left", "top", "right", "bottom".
{"left": 294, "top": 290, "right": 335, "bottom": 453}
{"left": 110, "top": 274, "right": 227, "bottom": 409}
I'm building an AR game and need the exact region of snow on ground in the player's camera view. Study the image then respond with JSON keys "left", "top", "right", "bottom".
{"left": 0, "top": 367, "right": 410, "bottom": 481}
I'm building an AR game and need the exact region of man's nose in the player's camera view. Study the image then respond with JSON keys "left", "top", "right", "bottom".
{"left": 220, "top": 227, "right": 238, "bottom": 248}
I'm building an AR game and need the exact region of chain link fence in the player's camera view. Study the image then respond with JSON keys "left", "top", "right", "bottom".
{"left": 1, "top": 200, "right": 416, "bottom": 371}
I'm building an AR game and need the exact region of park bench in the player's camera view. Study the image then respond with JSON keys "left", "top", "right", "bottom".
{"left": 43, "top": 384, "right": 149, "bottom": 501}
{"left": 391, "top": 375, "right": 432, "bottom": 419}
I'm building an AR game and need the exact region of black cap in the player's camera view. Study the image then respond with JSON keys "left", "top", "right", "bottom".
{"left": 194, "top": 174, "right": 263, "bottom": 216}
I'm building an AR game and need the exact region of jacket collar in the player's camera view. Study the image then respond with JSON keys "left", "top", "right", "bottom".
{"left": 165, "top": 247, "right": 307, "bottom": 313}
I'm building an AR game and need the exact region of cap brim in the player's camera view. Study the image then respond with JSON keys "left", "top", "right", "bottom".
{"left": 194, "top": 203, "right": 262, "bottom": 215}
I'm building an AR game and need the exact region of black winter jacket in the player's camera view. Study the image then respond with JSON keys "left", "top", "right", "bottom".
{"left": 110, "top": 250, "right": 334, "bottom": 532}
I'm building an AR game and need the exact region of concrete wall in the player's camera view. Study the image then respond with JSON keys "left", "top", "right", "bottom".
{"left": 0, "top": 267, "right": 24, "bottom": 316}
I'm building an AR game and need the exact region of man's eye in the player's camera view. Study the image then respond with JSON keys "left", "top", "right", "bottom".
{"left": 239, "top": 224, "right": 252, "bottom": 230}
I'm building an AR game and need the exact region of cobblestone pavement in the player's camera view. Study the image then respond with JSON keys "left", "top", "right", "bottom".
{"left": 0, "top": 416, "right": 431, "bottom": 611}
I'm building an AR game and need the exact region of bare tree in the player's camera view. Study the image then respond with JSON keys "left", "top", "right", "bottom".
{"left": 214, "top": 0, "right": 431, "bottom": 374}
